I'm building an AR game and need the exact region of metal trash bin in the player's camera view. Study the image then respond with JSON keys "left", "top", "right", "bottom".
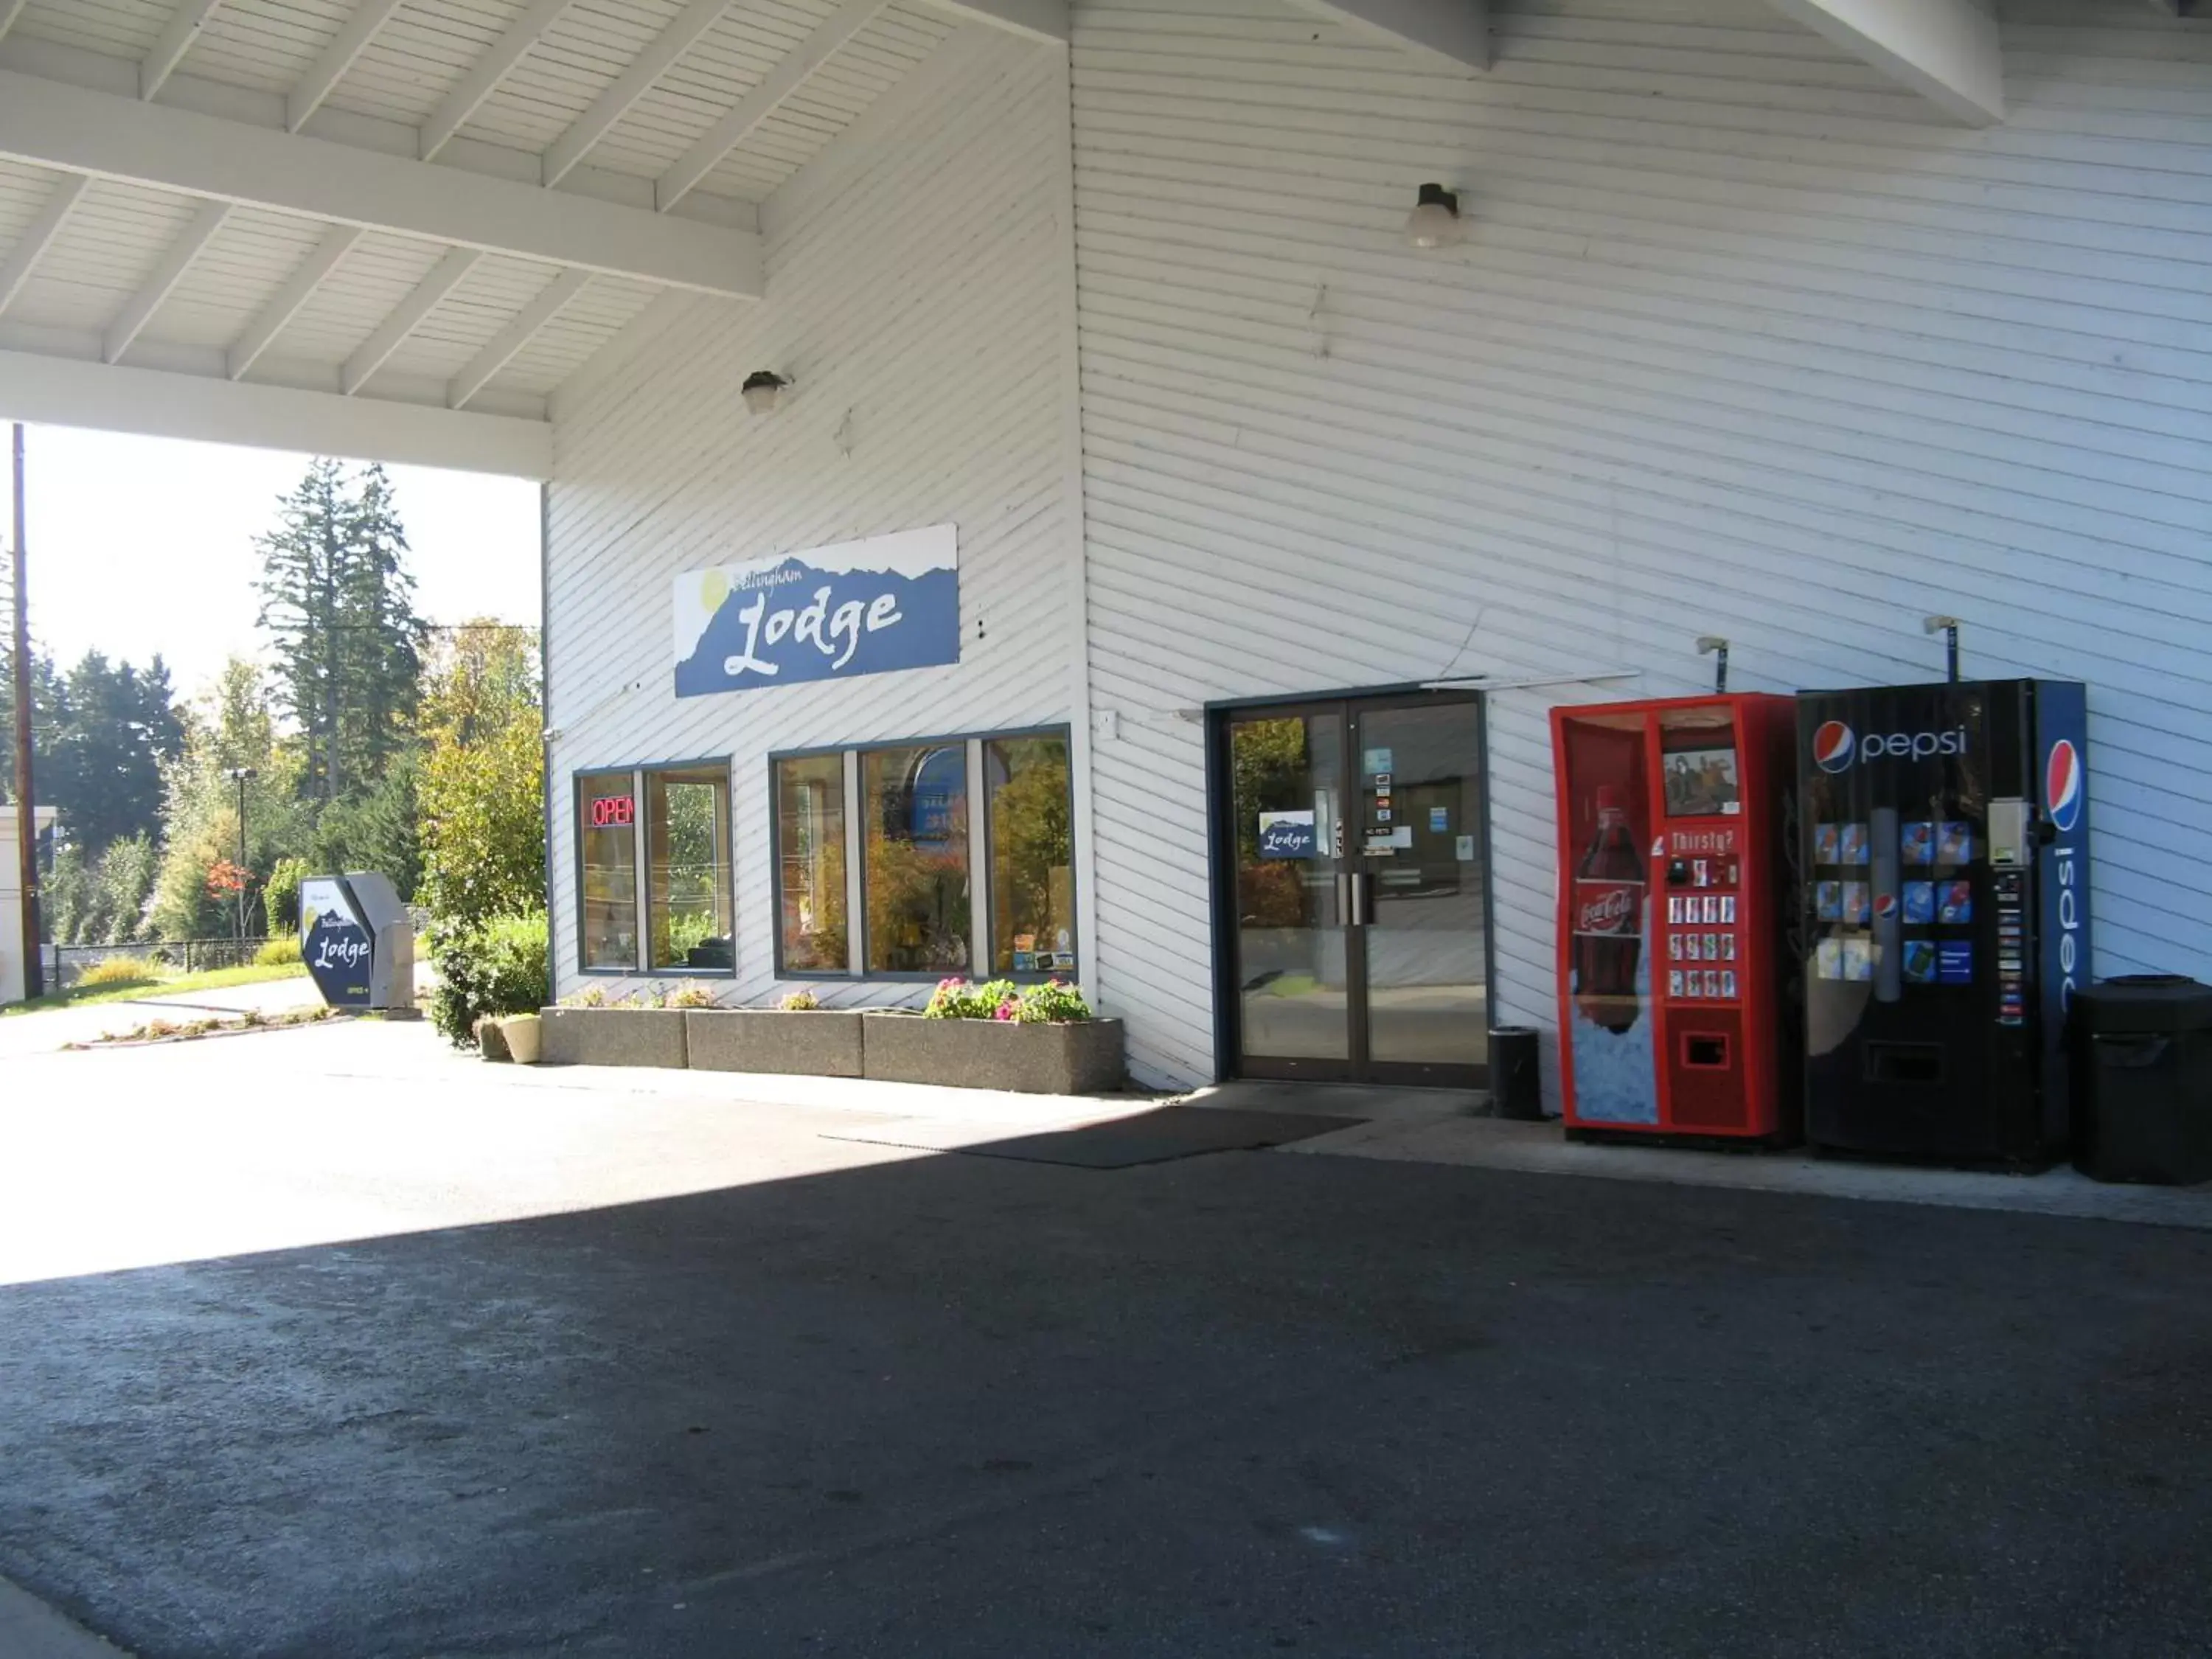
{"left": 1489, "top": 1026, "right": 1543, "bottom": 1121}
{"left": 2070, "top": 975, "right": 2212, "bottom": 1186}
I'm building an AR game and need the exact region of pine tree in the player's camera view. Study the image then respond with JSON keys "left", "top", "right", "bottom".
{"left": 38, "top": 651, "right": 184, "bottom": 853}
{"left": 254, "top": 459, "right": 423, "bottom": 802}
{"left": 335, "top": 465, "right": 423, "bottom": 792}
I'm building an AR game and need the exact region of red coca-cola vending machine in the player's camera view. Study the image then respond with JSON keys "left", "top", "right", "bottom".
{"left": 1551, "top": 695, "right": 1798, "bottom": 1141}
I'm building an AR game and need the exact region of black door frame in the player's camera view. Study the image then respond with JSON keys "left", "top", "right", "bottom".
{"left": 1206, "top": 684, "right": 1495, "bottom": 1088}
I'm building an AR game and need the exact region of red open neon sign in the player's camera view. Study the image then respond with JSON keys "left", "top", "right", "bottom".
{"left": 589, "top": 794, "right": 635, "bottom": 830}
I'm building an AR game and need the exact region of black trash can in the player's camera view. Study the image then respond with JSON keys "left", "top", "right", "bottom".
{"left": 2070, "top": 975, "right": 2212, "bottom": 1186}
{"left": 1489, "top": 1026, "right": 1543, "bottom": 1121}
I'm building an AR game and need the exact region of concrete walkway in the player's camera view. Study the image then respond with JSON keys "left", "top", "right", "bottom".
{"left": 0, "top": 1019, "right": 1155, "bottom": 1287}
{"left": 0, "top": 973, "right": 325, "bottom": 1059}
{"left": 0, "top": 1576, "right": 123, "bottom": 1658}
{"left": 1188, "top": 1081, "right": 2212, "bottom": 1232}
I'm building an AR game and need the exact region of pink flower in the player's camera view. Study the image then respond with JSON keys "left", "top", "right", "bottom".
{"left": 994, "top": 1000, "right": 1019, "bottom": 1020}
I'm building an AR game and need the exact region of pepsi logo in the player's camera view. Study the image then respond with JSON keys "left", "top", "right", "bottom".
{"left": 1874, "top": 893, "right": 1898, "bottom": 919}
{"left": 2046, "top": 739, "right": 2082, "bottom": 832}
{"left": 1813, "top": 720, "right": 1855, "bottom": 773}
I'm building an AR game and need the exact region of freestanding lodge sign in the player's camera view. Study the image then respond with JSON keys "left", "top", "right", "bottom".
{"left": 300, "top": 875, "right": 376, "bottom": 1008}
{"left": 672, "top": 524, "right": 959, "bottom": 699}
{"left": 299, "top": 872, "right": 415, "bottom": 1012}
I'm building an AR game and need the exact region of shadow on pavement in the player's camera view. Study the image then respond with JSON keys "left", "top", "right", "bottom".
{"left": 3, "top": 1136, "right": 2211, "bottom": 1658}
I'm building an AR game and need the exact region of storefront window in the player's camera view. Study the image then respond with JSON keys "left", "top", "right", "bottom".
{"left": 862, "top": 743, "right": 971, "bottom": 975}
{"left": 647, "top": 765, "right": 732, "bottom": 972}
{"left": 578, "top": 769, "right": 639, "bottom": 970}
{"left": 775, "top": 754, "right": 849, "bottom": 973}
{"left": 987, "top": 735, "right": 1075, "bottom": 976}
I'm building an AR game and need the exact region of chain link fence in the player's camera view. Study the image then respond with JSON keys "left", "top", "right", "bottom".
{"left": 45, "top": 936, "right": 281, "bottom": 988}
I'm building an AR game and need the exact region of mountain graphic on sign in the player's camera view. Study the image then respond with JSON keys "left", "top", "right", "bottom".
{"left": 674, "top": 558, "right": 959, "bottom": 698}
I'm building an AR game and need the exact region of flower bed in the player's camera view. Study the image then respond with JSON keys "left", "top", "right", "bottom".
{"left": 686, "top": 1008, "right": 863, "bottom": 1076}
{"left": 533, "top": 978, "right": 1122, "bottom": 1093}
{"left": 538, "top": 1002, "right": 689, "bottom": 1068}
{"left": 860, "top": 978, "right": 1124, "bottom": 1095}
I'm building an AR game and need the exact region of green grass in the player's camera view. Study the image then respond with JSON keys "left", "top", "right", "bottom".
{"left": 3, "top": 961, "right": 310, "bottom": 1018}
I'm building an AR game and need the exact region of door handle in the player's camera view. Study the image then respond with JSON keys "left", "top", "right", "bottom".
{"left": 1335, "top": 872, "right": 1352, "bottom": 925}
{"left": 1346, "top": 872, "right": 1373, "bottom": 928}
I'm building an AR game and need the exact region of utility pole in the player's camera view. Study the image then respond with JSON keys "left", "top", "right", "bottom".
{"left": 10, "top": 423, "right": 41, "bottom": 999}
{"left": 224, "top": 766, "right": 258, "bottom": 943}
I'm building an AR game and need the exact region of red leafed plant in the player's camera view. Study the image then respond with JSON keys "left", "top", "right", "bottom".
{"left": 204, "top": 859, "right": 251, "bottom": 901}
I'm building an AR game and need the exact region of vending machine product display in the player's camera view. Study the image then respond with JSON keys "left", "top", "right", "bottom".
{"left": 1797, "top": 679, "right": 2090, "bottom": 1164}
{"left": 1551, "top": 695, "right": 1798, "bottom": 1139}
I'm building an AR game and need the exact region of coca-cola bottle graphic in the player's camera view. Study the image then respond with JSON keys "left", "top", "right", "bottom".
{"left": 1572, "top": 784, "right": 1646, "bottom": 1032}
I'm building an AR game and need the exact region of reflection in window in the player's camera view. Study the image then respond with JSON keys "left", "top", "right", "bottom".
{"left": 776, "top": 754, "right": 848, "bottom": 973}
{"left": 987, "top": 736, "right": 1074, "bottom": 976}
{"left": 579, "top": 769, "right": 639, "bottom": 970}
{"left": 647, "top": 767, "right": 732, "bottom": 971}
{"left": 862, "top": 744, "right": 970, "bottom": 974}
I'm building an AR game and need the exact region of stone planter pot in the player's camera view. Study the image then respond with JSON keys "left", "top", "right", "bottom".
{"left": 685, "top": 1009, "right": 863, "bottom": 1077}
{"left": 538, "top": 1006, "right": 688, "bottom": 1068}
{"left": 503, "top": 1013, "right": 542, "bottom": 1065}
{"left": 861, "top": 1013, "right": 1126, "bottom": 1095}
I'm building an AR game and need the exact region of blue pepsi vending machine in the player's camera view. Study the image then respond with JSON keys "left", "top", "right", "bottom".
{"left": 1797, "top": 680, "right": 2090, "bottom": 1164}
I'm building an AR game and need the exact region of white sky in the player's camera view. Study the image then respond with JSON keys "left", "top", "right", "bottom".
{"left": 1, "top": 425, "right": 541, "bottom": 698}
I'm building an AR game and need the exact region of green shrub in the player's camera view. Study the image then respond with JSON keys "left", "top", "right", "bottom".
{"left": 77, "top": 955, "right": 160, "bottom": 988}
{"left": 254, "top": 936, "right": 303, "bottom": 967}
{"left": 778, "top": 989, "right": 821, "bottom": 1011}
{"left": 1017, "top": 981, "right": 1092, "bottom": 1024}
{"left": 669, "top": 984, "right": 717, "bottom": 1009}
{"left": 262, "top": 856, "right": 310, "bottom": 933}
{"left": 922, "top": 975, "right": 1093, "bottom": 1023}
{"left": 924, "top": 977, "right": 1019, "bottom": 1020}
{"left": 428, "top": 911, "right": 549, "bottom": 1047}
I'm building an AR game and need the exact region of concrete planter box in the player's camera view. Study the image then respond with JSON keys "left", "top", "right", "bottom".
{"left": 538, "top": 1006, "right": 688, "bottom": 1068}
{"left": 685, "top": 1009, "right": 863, "bottom": 1077}
{"left": 861, "top": 1013, "right": 1126, "bottom": 1095}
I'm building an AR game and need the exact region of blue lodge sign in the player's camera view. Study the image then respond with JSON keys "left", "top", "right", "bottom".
{"left": 1258, "top": 810, "right": 1317, "bottom": 859}
{"left": 299, "top": 876, "right": 375, "bottom": 1009}
{"left": 672, "top": 524, "right": 958, "bottom": 698}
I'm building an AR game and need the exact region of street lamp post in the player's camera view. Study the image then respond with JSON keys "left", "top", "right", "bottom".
{"left": 223, "top": 766, "right": 257, "bottom": 944}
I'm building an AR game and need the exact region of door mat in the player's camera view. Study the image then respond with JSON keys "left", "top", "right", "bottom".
{"left": 931, "top": 1106, "right": 1367, "bottom": 1169}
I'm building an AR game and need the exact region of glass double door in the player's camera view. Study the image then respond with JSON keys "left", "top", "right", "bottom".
{"left": 1220, "top": 693, "right": 1489, "bottom": 1086}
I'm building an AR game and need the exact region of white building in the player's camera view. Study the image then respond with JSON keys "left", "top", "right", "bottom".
{"left": 0, "top": 0, "right": 2205, "bottom": 1095}
{"left": 1, "top": 806, "right": 58, "bottom": 1004}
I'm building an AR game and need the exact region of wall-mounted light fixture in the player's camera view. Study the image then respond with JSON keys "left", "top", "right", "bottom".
{"left": 741, "top": 370, "right": 790, "bottom": 415}
{"left": 1403, "top": 182, "right": 1463, "bottom": 250}
{"left": 1696, "top": 635, "right": 1730, "bottom": 694}
{"left": 1923, "top": 613, "right": 1963, "bottom": 683}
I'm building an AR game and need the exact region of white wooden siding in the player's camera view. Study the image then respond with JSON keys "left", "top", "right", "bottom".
{"left": 543, "top": 27, "right": 1076, "bottom": 1006}
{"left": 1072, "top": 0, "right": 2212, "bottom": 1091}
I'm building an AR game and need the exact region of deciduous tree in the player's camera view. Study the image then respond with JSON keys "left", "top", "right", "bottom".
{"left": 418, "top": 621, "right": 543, "bottom": 934}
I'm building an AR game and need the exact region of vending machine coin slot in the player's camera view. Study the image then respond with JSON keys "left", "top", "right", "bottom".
{"left": 1989, "top": 798, "right": 2029, "bottom": 866}
{"left": 1862, "top": 1041, "right": 1947, "bottom": 1086}
{"left": 1683, "top": 1033, "right": 1731, "bottom": 1069}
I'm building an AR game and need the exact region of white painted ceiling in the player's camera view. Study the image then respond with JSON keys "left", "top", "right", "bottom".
{"left": 0, "top": 0, "right": 959, "bottom": 425}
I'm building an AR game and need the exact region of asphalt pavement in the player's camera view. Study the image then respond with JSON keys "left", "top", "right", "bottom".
{"left": 1, "top": 1026, "right": 2209, "bottom": 1657}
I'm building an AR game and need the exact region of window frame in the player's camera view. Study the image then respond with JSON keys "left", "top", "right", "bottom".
{"left": 571, "top": 756, "right": 736, "bottom": 978}
{"left": 981, "top": 730, "right": 1079, "bottom": 983}
{"left": 768, "top": 723, "right": 1074, "bottom": 984}
{"left": 767, "top": 743, "right": 864, "bottom": 981}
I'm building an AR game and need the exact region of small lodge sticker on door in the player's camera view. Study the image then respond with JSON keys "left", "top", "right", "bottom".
{"left": 672, "top": 524, "right": 959, "bottom": 698}
{"left": 1258, "top": 811, "right": 1317, "bottom": 859}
